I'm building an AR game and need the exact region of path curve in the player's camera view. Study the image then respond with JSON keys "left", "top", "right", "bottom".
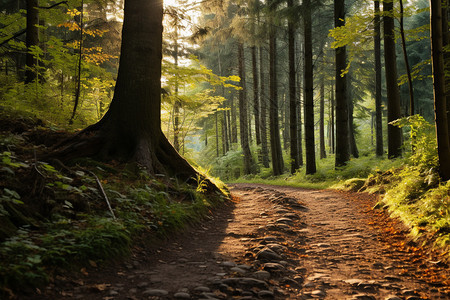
{"left": 22, "top": 184, "right": 449, "bottom": 300}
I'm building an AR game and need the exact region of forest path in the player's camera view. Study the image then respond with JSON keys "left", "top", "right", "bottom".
{"left": 24, "top": 184, "right": 449, "bottom": 299}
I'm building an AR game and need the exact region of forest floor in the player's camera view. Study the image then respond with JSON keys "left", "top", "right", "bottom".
{"left": 19, "top": 183, "right": 450, "bottom": 300}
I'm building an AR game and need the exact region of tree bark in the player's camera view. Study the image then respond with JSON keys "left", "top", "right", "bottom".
{"left": 252, "top": 46, "right": 261, "bottom": 146}
{"left": 374, "top": 0, "right": 384, "bottom": 156}
{"left": 238, "top": 42, "right": 254, "bottom": 175}
{"left": 304, "top": 0, "right": 316, "bottom": 175}
{"left": 259, "top": 45, "right": 270, "bottom": 168}
{"left": 330, "top": 84, "right": 335, "bottom": 154}
{"left": 347, "top": 73, "right": 359, "bottom": 158}
{"left": 25, "top": 0, "right": 39, "bottom": 83}
{"left": 430, "top": 0, "right": 450, "bottom": 180}
{"left": 288, "top": 0, "right": 299, "bottom": 173}
{"left": 384, "top": 0, "right": 403, "bottom": 158}
{"left": 231, "top": 92, "right": 238, "bottom": 144}
{"left": 442, "top": 0, "right": 450, "bottom": 144}
{"left": 399, "top": 0, "right": 415, "bottom": 116}
{"left": 319, "top": 76, "right": 326, "bottom": 159}
{"left": 334, "top": 0, "right": 349, "bottom": 167}
{"left": 269, "top": 0, "right": 284, "bottom": 175}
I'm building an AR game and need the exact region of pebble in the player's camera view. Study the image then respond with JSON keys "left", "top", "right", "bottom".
{"left": 174, "top": 292, "right": 191, "bottom": 298}
{"left": 311, "top": 290, "right": 326, "bottom": 297}
{"left": 256, "top": 248, "right": 282, "bottom": 261}
{"left": 352, "top": 295, "right": 376, "bottom": 300}
{"left": 142, "top": 288, "right": 169, "bottom": 296}
{"left": 221, "top": 277, "right": 268, "bottom": 289}
{"left": 263, "top": 262, "right": 285, "bottom": 272}
{"left": 253, "top": 270, "right": 271, "bottom": 280}
{"left": 384, "top": 275, "right": 402, "bottom": 281}
{"left": 258, "top": 290, "right": 275, "bottom": 298}
{"left": 194, "top": 286, "right": 211, "bottom": 293}
{"left": 385, "top": 297, "right": 402, "bottom": 300}
{"left": 230, "top": 267, "right": 247, "bottom": 275}
{"left": 221, "top": 261, "right": 236, "bottom": 267}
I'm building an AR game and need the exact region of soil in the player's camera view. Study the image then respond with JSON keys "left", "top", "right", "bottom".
{"left": 19, "top": 183, "right": 450, "bottom": 299}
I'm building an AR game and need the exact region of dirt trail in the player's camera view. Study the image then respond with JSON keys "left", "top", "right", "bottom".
{"left": 23, "top": 184, "right": 449, "bottom": 300}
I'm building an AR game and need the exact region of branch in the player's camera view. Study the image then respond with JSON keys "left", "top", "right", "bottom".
{"left": 39, "top": 1, "right": 68, "bottom": 9}
{"left": 0, "top": 29, "right": 26, "bottom": 47}
{"left": 86, "top": 170, "right": 117, "bottom": 220}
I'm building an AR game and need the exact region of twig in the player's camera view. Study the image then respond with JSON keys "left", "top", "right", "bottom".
{"left": 85, "top": 170, "right": 117, "bottom": 220}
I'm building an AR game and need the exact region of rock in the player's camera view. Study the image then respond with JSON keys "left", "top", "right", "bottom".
{"left": 406, "top": 297, "right": 425, "bottom": 300}
{"left": 142, "top": 289, "right": 169, "bottom": 296}
{"left": 352, "top": 294, "right": 376, "bottom": 300}
{"left": 221, "top": 277, "right": 268, "bottom": 289}
{"left": 276, "top": 217, "right": 294, "bottom": 224}
{"left": 174, "top": 292, "right": 191, "bottom": 299}
{"left": 385, "top": 297, "right": 402, "bottom": 300}
{"left": 230, "top": 267, "right": 246, "bottom": 275}
{"left": 384, "top": 275, "right": 402, "bottom": 281}
{"left": 253, "top": 270, "right": 271, "bottom": 280}
{"left": 221, "top": 261, "right": 237, "bottom": 267}
{"left": 402, "top": 290, "right": 419, "bottom": 296}
{"left": 256, "top": 248, "right": 282, "bottom": 261}
{"left": 311, "top": 290, "right": 326, "bottom": 297}
{"left": 265, "top": 243, "right": 287, "bottom": 253}
{"left": 344, "top": 279, "right": 365, "bottom": 286}
{"left": 137, "top": 282, "right": 149, "bottom": 288}
{"left": 258, "top": 290, "right": 275, "bottom": 298}
{"left": 237, "top": 264, "right": 252, "bottom": 270}
{"left": 108, "top": 290, "right": 119, "bottom": 296}
{"left": 282, "top": 278, "right": 302, "bottom": 288}
{"left": 263, "top": 262, "right": 285, "bottom": 272}
{"left": 194, "top": 286, "right": 211, "bottom": 293}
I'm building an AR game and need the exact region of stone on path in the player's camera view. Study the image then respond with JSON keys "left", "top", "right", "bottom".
{"left": 256, "top": 247, "right": 282, "bottom": 261}
{"left": 142, "top": 288, "right": 169, "bottom": 296}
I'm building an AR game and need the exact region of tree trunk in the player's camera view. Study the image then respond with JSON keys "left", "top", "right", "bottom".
{"left": 238, "top": 42, "right": 254, "bottom": 175}
{"left": 304, "top": 0, "right": 316, "bottom": 175}
{"left": 288, "top": 0, "right": 299, "bottom": 173}
{"left": 330, "top": 84, "right": 335, "bottom": 154}
{"left": 374, "top": 0, "right": 384, "bottom": 156}
{"left": 252, "top": 46, "right": 261, "bottom": 146}
{"left": 231, "top": 92, "right": 238, "bottom": 143}
{"left": 296, "top": 38, "right": 304, "bottom": 166}
{"left": 335, "top": 0, "right": 349, "bottom": 167}
{"left": 347, "top": 72, "right": 359, "bottom": 158}
{"left": 260, "top": 45, "right": 270, "bottom": 168}
{"left": 269, "top": 3, "right": 284, "bottom": 175}
{"left": 384, "top": 0, "right": 403, "bottom": 158}
{"left": 50, "top": 0, "right": 202, "bottom": 185}
{"left": 399, "top": 0, "right": 415, "bottom": 116}
{"left": 442, "top": 0, "right": 450, "bottom": 144}
{"left": 215, "top": 111, "right": 219, "bottom": 157}
{"left": 319, "top": 76, "right": 326, "bottom": 159}
{"left": 25, "top": 0, "right": 39, "bottom": 83}
{"left": 430, "top": 0, "right": 450, "bottom": 180}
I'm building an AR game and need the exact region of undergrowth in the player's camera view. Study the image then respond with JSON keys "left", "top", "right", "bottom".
{"left": 0, "top": 112, "right": 227, "bottom": 294}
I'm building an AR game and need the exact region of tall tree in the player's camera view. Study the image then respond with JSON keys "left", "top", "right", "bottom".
{"left": 383, "top": 0, "right": 402, "bottom": 158}
{"left": 303, "top": 0, "right": 316, "bottom": 174}
{"left": 442, "top": 0, "right": 450, "bottom": 142}
{"left": 374, "top": 0, "right": 384, "bottom": 156}
{"left": 268, "top": 0, "right": 284, "bottom": 175}
{"left": 52, "top": 0, "right": 208, "bottom": 185}
{"left": 238, "top": 42, "right": 255, "bottom": 174}
{"left": 430, "top": 0, "right": 450, "bottom": 180}
{"left": 334, "top": 0, "right": 349, "bottom": 167}
{"left": 399, "top": 0, "right": 414, "bottom": 115}
{"left": 25, "top": 0, "right": 39, "bottom": 83}
{"left": 260, "top": 45, "right": 270, "bottom": 168}
{"left": 288, "top": 0, "right": 299, "bottom": 173}
{"left": 319, "top": 76, "right": 326, "bottom": 159}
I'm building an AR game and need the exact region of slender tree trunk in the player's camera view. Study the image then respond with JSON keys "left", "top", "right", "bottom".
{"left": 330, "top": 85, "right": 335, "bottom": 154}
{"left": 374, "top": 0, "right": 384, "bottom": 156}
{"left": 430, "top": 0, "right": 450, "bottom": 180}
{"left": 442, "top": 0, "right": 450, "bottom": 144}
{"left": 173, "top": 28, "right": 180, "bottom": 152}
{"left": 215, "top": 111, "right": 219, "bottom": 157}
{"left": 252, "top": 46, "right": 261, "bottom": 146}
{"left": 70, "top": 0, "right": 85, "bottom": 124}
{"left": 347, "top": 72, "right": 359, "bottom": 158}
{"left": 260, "top": 45, "right": 270, "bottom": 168}
{"left": 384, "top": 0, "right": 403, "bottom": 158}
{"left": 283, "top": 95, "right": 289, "bottom": 150}
{"left": 319, "top": 76, "right": 326, "bottom": 159}
{"left": 269, "top": 2, "right": 284, "bottom": 175}
{"left": 304, "top": 0, "right": 316, "bottom": 174}
{"left": 399, "top": 0, "right": 415, "bottom": 115}
{"left": 297, "top": 39, "right": 303, "bottom": 166}
{"left": 288, "top": 0, "right": 299, "bottom": 173}
{"left": 231, "top": 93, "right": 238, "bottom": 143}
{"left": 335, "top": 0, "right": 349, "bottom": 167}
{"left": 238, "top": 42, "right": 254, "bottom": 175}
{"left": 25, "top": 0, "right": 39, "bottom": 84}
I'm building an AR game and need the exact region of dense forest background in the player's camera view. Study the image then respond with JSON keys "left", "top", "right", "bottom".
{"left": 1, "top": 0, "right": 447, "bottom": 180}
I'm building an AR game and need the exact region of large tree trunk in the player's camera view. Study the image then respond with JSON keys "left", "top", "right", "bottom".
{"left": 430, "top": 0, "right": 450, "bottom": 181}
{"left": 231, "top": 92, "right": 238, "bottom": 144}
{"left": 259, "top": 45, "right": 270, "bottom": 168}
{"left": 319, "top": 76, "right": 326, "bottom": 159}
{"left": 288, "top": 0, "right": 299, "bottom": 173}
{"left": 347, "top": 72, "right": 359, "bottom": 158}
{"left": 334, "top": 0, "right": 349, "bottom": 167}
{"left": 296, "top": 38, "right": 304, "bottom": 166}
{"left": 374, "top": 0, "right": 384, "bottom": 156}
{"left": 25, "top": 0, "right": 39, "bottom": 83}
{"left": 329, "top": 84, "right": 335, "bottom": 154}
{"left": 442, "top": 0, "right": 450, "bottom": 144}
{"left": 304, "top": 0, "right": 316, "bottom": 175}
{"left": 384, "top": 0, "right": 403, "bottom": 158}
{"left": 269, "top": 1, "right": 284, "bottom": 175}
{"left": 50, "top": 0, "right": 203, "bottom": 185}
{"left": 238, "top": 42, "right": 254, "bottom": 175}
